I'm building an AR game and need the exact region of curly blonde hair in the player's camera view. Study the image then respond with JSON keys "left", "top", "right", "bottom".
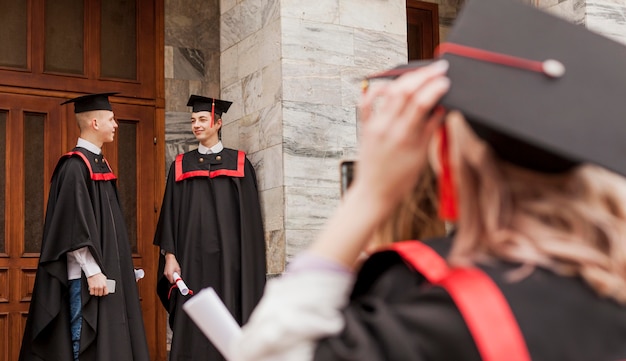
{"left": 444, "top": 111, "right": 626, "bottom": 304}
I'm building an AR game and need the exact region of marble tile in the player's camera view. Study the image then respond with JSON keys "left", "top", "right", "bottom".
{"left": 221, "top": 0, "right": 237, "bottom": 14}
{"left": 259, "top": 186, "right": 285, "bottom": 232}
{"left": 541, "top": 0, "right": 585, "bottom": 24}
{"left": 165, "top": 0, "right": 219, "bottom": 48}
{"left": 353, "top": 29, "right": 407, "bottom": 70}
{"left": 188, "top": 80, "right": 203, "bottom": 96}
{"left": 221, "top": 5, "right": 244, "bottom": 50}
{"left": 238, "top": 19, "right": 281, "bottom": 79}
{"left": 283, "top": 101, "right": 358, "bottom": 163}
{"left": 173, "top": 47, "right": 204, "bottom": 81}
{"left": 247, "top": 145, "right": 283, "bottom": 191}
{"left": 338, "top": 0, "right": 406, "bottom": 35}
{"left": 239, "top": 102, "right": 282, "bottom": 153}
{"left": 242, "top": 71, "right": 263, "bottom": 115}
{"left": 221, "top": 0, "right": 264, "bottom": 51}
{"left": 281, "top": 0, "right": 339, "bottom": 23}
{"left": 165, "top": 2, "right": 194, "bottom": 48}
{"left": 221, "top": 120, "right": 240, "bottom": 150}
{"left": 282, "top": 59, "right": 343, "bottom": 105}
{"left": 283, "top": 153, "right": 348, "bottom": 189}
{"left": 164, "top": 46, "right": 174, "bottom": 79}
{"left": 259, "top": 61, "right": 283, "bottom": 111}
{"left": 203, "top": 51, "right": 221, "bottom": 87}
{"left": 282, "top": 18, "right": 355, "bottom": 66}
{"left": 220, "top": 44, "right": 239, "bottom": 88}
{"left": 222, "top": 80, "right": 244, "bottom": 123}
{"left": 284, "top": 186, "right": 340, "bottom": 230}
{"left": 262, "top": 0, "right": 281, "bottom": 27}
{"left": 196, "top": 14, "right": 221, "bottom": 52}
{"left": 239, "top": 0, "right": 265, "bottom": 39}
{"left": 165, "top": 79, "right": 191, "bottom": 112}
{"left": 265, "top": 229, "right": 285, "bottom": 274}
{"left": 164, "top": 111, "right": 197, "bottom": 166}
{"left": 285, "top": 229, "right": 317, "bottom": 263}
{"left": 340, "top": 67, "right": 371, "bottom": 108}
{"left": 587, "top": 0, "right": 626, "bottom": 44}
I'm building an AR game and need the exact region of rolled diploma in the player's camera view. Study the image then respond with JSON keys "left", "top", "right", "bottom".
{"left": 134, "top": 268, "right": 145, "bottom": 281}
{"left": 172, "top": 271, "right": 189, "bottom": 295}
{"left": 183, "top": 287, "right": 242, "bottom": 360}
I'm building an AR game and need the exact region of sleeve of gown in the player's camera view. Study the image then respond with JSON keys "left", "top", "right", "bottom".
{"left": 313, "top": 263, "right": 483, "bottom": 361}
{"left": 68, "top": 247, "right": 102, "bottom": 277}
{"left": 229, "top": 253, "right": 355, "bottom": 361}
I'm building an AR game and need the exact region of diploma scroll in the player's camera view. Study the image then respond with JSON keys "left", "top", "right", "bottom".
{"left": 183, "top": 287, "right": 242, "bottom": 360}
{"left": 134, "top": 268, "right": 145, "bottom": 281}
{"left": 172, "top": 272, "right": 190, "bottom": 295}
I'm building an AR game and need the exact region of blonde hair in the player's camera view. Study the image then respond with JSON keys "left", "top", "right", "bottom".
{"left": 370, "top": 166, "right": 446, "bottom": 249}
{"left": 444, "top": 111, "right": 626, "bottom": 304}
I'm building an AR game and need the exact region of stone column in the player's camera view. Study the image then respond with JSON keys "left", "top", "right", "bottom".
{"left": 220, "top": 0, "right": 408, "bottom": 274}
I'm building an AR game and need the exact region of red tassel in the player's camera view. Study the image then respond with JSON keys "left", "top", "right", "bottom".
{"left": 211, "top": 100, "right": 215, "bottom": 128}
{"left": 438, "top": 124, "right": 458, "bottom": 221}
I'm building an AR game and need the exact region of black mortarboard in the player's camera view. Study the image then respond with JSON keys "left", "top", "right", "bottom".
{"left": 61, "top": 92, "right": 119, "bottom": 113}
{"left": 187, "top": 95, "right": 233, "bottom": 116}
{"left": 367, "top": 0, "right": 626, "bottom": 176}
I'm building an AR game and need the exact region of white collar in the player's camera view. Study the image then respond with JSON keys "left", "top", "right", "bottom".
{"left": 198, "top": 141, "right": 223, "bottom": 154}
{"left": 76, "top": 138, "right": 101, "bottom": 155}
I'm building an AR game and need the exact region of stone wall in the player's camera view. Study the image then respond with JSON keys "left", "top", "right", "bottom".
{"left": 164, "top": 0, "right": 222, "bottom": 168}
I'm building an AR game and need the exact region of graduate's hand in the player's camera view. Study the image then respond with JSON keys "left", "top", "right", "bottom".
{"left": 164, "top": 253, "right": 181, "bottom": 284}
{"left": 354, "top": 60, "right": 449, "bottom": 212}
{"left": 87, "top": 272, "right": 109, "bottom": 297}
{"left": 308, "top": 60, "right": 450, "bottom": 268}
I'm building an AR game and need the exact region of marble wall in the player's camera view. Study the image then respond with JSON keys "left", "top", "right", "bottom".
{"left": 536, "top": 0, "right": 626, "bottom": 44}
{"left": 586, "top": 0, "right": 626, "bottom": 44}
{"left": 219, "top": 0, "right": 409, "bottom": 271}
{"left": 164, "top": 0, "right": 222, "bottom": 168}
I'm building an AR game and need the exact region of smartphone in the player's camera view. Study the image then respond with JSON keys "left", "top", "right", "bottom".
{"left": 106, "top": 279, "right": 116, "bottom": 294}
{"left": 340, "top": 160, "right": 355, "bottom": 196}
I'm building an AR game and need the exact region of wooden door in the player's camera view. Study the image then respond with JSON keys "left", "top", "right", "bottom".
{"left": 0, "top": 0, "right": 165, "bottom": 360}
{"left": 407, "top": 0, "right": 440, "bottom": 60}
{"left": 0, "top": 94, "right": 66, "bottom": 361}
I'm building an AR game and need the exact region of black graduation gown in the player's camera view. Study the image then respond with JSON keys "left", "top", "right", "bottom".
{"left": 19, "top": 148, "right": 150, "bottom": 361}
{"left": 314, "top": 237, "right": 626, "bottom": 361}
{"left": 154, "top": 148, "right": 266, "bottom": 361}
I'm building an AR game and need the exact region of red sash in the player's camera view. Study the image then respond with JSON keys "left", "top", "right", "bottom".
{"left": 389, "top": 241, "right": 532, "bottom": 361}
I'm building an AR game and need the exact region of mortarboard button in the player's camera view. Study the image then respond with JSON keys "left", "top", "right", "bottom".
{"left": 199, "top": 158, "right": 204, "bottom": 163}
{"left": 216, "top": 155, "right": 221, "bottom": 161}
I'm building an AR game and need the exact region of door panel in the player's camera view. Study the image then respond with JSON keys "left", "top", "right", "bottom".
{"left": 407, "top": 1, "right": 440, "bottom": 61}
{"left": 0, "top": 94, "right": 65, "bottom": 360}
{"left": 0, "top": 93, "right": 160, "bottom": 360}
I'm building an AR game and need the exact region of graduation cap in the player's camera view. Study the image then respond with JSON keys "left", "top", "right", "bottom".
{"left": 61, "top": 92, "right": 119, "bottom": 113}
{"left": 366, "top": 0, "right": 626, "bottom": 177}
{"left": 187, "top": 95, "right": 233, "bottom": 128}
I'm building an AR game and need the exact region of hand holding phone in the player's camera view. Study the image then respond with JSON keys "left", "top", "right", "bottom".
{"left": 340, "top": 160, "right": 355, "bottom": 196}
{"left": 106, "top": 279, "right": 116, "bottom": 294}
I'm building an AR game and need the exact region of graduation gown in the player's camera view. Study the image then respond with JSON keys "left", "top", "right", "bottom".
{"left": 314, "top": 237, "right": 626, "bottom": 361}
{"left": 154, "top": 148, "right": 266, "bottom": 361}
{"left": 19, "top": 148, "right": 150, "bottom": 361}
